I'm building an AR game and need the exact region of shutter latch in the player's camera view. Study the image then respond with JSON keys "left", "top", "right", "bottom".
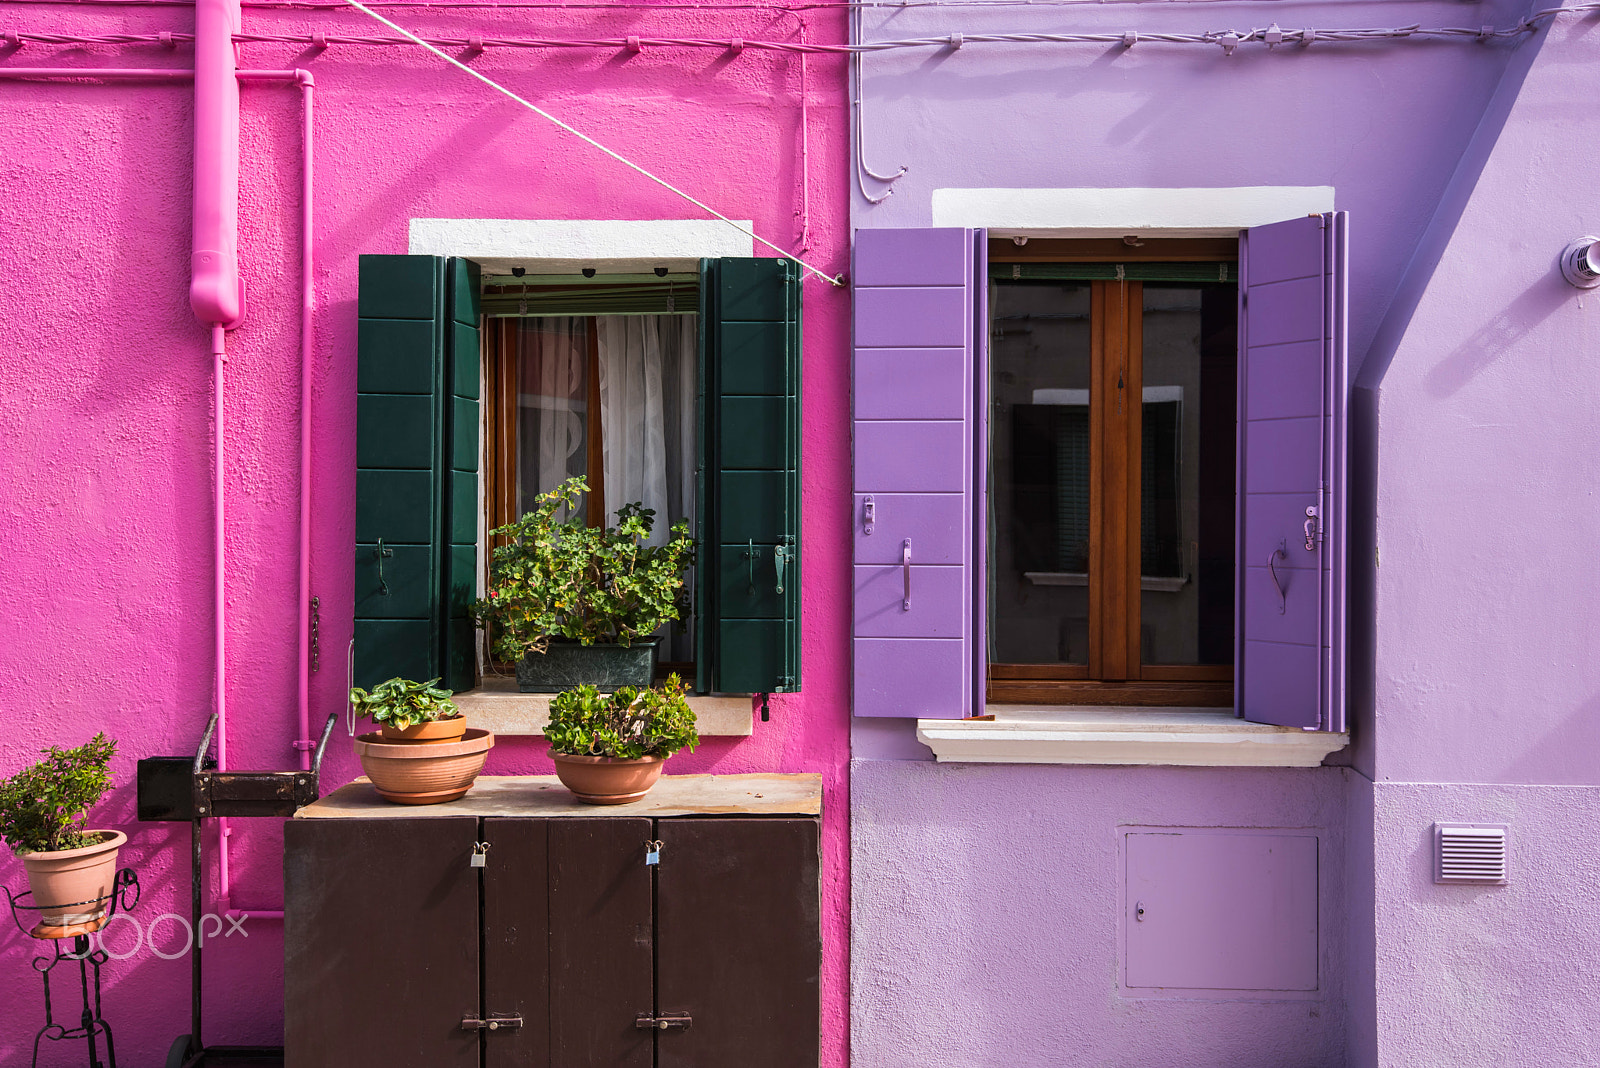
{"left": 636, "top": 1013, "right": 692, "bottom": 1032}
{"left": 461, "top": 1013, "right": 522, "bottom": 1031}
{"left": 863, "top": 495, "right": 875, "bottom": 536}
{"left": 1304, "top": 506, "right": 1319, "bottom": 551}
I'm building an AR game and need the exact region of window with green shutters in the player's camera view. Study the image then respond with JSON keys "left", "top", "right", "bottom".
{"left": 354, "top": 254, "right": 801, "bottom": 697}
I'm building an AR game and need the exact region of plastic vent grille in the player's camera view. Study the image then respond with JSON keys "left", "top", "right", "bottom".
{"left": 1434, "top": 823, "right": 1507, "bottom": 885}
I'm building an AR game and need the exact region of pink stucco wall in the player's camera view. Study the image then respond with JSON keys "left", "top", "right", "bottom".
{"left": 0, "top": 4, "right": 849, "bottom": 1062}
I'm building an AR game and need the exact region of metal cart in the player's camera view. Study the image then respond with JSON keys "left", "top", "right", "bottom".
{"left": 137, "top": 711, "right": 337, "bottom": 1068}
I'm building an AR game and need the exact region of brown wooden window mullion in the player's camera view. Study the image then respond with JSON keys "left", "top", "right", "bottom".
{"left": 1087, "top": 280, "right": 1143, "bottom": 681}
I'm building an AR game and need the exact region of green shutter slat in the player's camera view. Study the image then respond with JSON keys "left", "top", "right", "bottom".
{"left": 698, "top": 258, "right": 801, "bottom": 695}
{"left": 358, "top": 256, "right": 442, "bottom": 319}
{"left": 357, "top": 320, "right": 437, "bottom": 394}
{"left": 355, "top": 469, "right": 436, "bottom": 545}
{"left": 357, "top": 394, "right": 435, "bottom": 470}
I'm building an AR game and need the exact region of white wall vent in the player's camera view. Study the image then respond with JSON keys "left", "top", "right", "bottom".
{"left": 1434, "top": 823, "right": 1508, "bottom": 885}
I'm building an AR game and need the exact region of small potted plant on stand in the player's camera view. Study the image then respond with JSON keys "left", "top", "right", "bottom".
{"left": 546, "top": 675, "right": 699, "bottom": 805}
{"left": 350, "top": 678, "right": 495, "bottom": 805}
{"left": 472, "top": 477, "right": 695, "bottom": 694}
{"left": 0, "top": 733, "right": 123, "bottom": 930}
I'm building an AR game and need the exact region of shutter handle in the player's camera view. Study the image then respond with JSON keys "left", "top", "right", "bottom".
{"left": 901, "top": 538, "right": 912, "bottom": 611}
{"left": 375, "top": 538, "right": 394, "bottom": 596}
{"left": 863, "top": 495, "right": 875, "bottom": 536}
{"left": 774, "top": 543, "right": 787, "bottom": 595}
{"left": 745, "top": 539, "right": 757, "bottom": 594}
{"left": 1269, "top": 542, "right": 1287, "bottom": 615}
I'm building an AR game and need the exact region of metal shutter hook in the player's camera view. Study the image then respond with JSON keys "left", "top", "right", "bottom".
{"left": 901, "top": 538, "right": 912, "bottom": 611}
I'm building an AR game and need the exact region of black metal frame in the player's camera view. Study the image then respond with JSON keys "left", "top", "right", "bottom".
{"left": 4, "top": 867, "right": 141, "bottom": 1068}
{"left": 136, "top": 711, "right": 337, "bottom": 1068}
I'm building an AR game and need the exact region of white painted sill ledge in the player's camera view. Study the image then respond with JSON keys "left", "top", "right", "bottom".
{"left": 452, "top": 676, "right": 752, "bottom": 737}
{"left": 915, "top": 707, "right": 1348, "bottom": 767}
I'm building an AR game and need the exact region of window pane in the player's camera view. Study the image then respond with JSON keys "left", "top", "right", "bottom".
{"left": 989, "top": 281, "right": 1092, "bottom": 665}
{"left": 1139, "top": 284, "right": 1236, "bottom": 666}
{"left": 515, "top": 315, "right": 591, "bottom": 519}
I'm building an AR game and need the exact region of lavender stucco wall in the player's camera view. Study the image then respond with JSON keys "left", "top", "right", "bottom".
{"left": 1356, "top": 8, "right": 1600, "bottom": 1064}
{"left": 0, "top": 4, "right": 851, "bottom": 1063}
{"left": 851, "top": 761, "right": 1348, "bottom": 1067}
{"left": 849, "top": 0, "right": 1593, "bottom": 1064}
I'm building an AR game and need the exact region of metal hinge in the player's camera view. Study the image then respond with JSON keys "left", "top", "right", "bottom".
{"left": 461, "top": 1013, "right": 523, "bottom": 1031}
{"left": 635, "top": 1012, "right": 692, "bottom": 1032}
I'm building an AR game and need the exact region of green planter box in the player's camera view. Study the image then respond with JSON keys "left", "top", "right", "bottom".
{"left": 515, "top": 640, "right": 659, "bottom": 694}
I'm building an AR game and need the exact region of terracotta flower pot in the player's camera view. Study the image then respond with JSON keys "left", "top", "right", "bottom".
{"left": 354, "top": 728, "right": 495, "bottom": 805}
{"left": 379, "top": 715, "right": 468, "bottom": 744}
{"left": 551, "top": 752, "right": 666, "bottom": 805}
{"left": 21, "top": 830, "right": 127, "bottom": 928}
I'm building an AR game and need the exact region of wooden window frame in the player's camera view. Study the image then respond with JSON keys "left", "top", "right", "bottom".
{"left": 987, "top": 242, "right": 1235, "bottom": 708}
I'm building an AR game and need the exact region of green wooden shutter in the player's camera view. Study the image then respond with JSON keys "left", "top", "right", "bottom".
{"left": 355, "top": 255, "right": 480, "bottom": 691}
{"left": 697, "top": 258, "right": 802, "bottom": 694}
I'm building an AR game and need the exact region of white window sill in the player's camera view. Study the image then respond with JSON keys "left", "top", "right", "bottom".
{"left": 452, "top": 676, "right": 753, "bottom": 737}
{"left": 915, "top": 707, "right": 1347, "bottom": 767}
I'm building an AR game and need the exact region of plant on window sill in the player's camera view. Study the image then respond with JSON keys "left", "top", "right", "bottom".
{"left": 472, "top": 477, "right": 696, "bottom": 693}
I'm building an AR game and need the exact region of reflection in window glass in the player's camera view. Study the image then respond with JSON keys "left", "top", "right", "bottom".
{"left": 989, "top": 282, "right": 1092, "bottom": 665}
{"left": 1140, "top": 284, "right": 1235, "bottom": 666}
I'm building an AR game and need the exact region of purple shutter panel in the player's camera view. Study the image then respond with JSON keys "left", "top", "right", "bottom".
{"left": 1237, "top": 213, "right": 1348, "bottom": 732}
{"left": 853, "top": 228, "right": 981, "bottom": 718}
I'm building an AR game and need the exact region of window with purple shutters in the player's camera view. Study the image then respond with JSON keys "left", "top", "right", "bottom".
{"left": 850, "top": 217, "right": 1347, "bottom": 732}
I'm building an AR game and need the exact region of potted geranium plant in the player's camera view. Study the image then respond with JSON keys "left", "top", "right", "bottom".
{"left": 349, "top": 677, "right": 495, "bottom": 805}
{"left": 0, "top": 733, "right": 123, "bottom": 929}
{"left": 545, "top": 675, "right": 699, "bottom": 805}
{"left": 472, "top": 476, "right": 695, "bottom": 693}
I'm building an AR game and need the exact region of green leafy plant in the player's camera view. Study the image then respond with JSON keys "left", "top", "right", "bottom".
{"left": 545, "top": 675, "right": 699, "bottom": 759}
{"left": 349, "top": 677, "right": 460, "bottom": 731}
{"left": 472, "top": 476, "right": 695, "bottom": 663}
{"left": 0, "top": 733, "right": 118, "bottom": 855}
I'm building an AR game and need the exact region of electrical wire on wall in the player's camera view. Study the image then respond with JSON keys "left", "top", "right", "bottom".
{"left": 4, "top": 5, "right": 1585, "bottom": 53}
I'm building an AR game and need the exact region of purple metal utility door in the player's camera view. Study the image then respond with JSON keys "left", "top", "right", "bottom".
{"left": 1237, "top": 213, "right": 1348, "bottom": 731}
{"left": 852, "top": 228, "right": 981, "bottom": 718}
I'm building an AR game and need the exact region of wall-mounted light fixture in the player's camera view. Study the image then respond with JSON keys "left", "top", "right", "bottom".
{"left": 654, "top": 266, "right": 670, "bottom": 277}
{"left": 511, "top": 266, "right": 526, "bottom": 278}
{"left": 582, "top": 267, "right": 596, "bottom": 278}
{"left": 1560, "top": 236, "right": 1600, "bottom": 288}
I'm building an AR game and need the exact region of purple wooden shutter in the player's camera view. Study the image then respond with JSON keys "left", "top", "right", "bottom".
{"left": 852, "top": 228, "right": 981, "bottom": 719}
{"left": 1237, "top": 213, "right": 1348, "bottom": 731}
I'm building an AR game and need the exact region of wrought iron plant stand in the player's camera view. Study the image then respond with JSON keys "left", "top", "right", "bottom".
{"left": 4, "top": 865, "right": 141, "bottom": 1068}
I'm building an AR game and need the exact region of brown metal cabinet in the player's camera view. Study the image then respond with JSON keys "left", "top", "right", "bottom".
{"left": 284, "top": 774, "right": 821, "bottom": 1068}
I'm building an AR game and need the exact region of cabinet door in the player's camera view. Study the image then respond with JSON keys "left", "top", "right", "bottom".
{"left": 285, "top": 817, "right": 481, "bottom": 1068}
{"left": 655, "top": 818, "right": 821, "bottom": 1068}
{"left": 548, "top": 818, "right": 656, "bottom": 1068}
{"left": 483, "top": 818, "right": 549, "bottom": 1068}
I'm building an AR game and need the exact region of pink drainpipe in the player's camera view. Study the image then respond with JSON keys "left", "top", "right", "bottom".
{"left": 0, "top": 50, "right": 317, "bottom": 921}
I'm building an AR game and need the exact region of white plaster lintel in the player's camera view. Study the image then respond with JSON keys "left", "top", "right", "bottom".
{"left": 930, "top": 186, "right": 1336, "bottom": 239}
{"left": 453, "top": 677, "right": 753, "bottom": 737}
{"left": 408, "top": 218, "right": 754, "bottom": 275}
{"left": 916, "top": 708, "right": 1347, "bottom": 767}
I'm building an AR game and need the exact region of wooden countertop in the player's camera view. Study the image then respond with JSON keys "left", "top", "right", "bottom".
{"left": 296, "top": 773, "right": 822, "bottom": 819}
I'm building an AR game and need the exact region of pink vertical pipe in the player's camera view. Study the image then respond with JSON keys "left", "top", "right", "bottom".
{"left": 191, "top": 0, "right": 244, "bottom": 330}
{"left": 295, "top": 72, "right": 315, "bottom": 771}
